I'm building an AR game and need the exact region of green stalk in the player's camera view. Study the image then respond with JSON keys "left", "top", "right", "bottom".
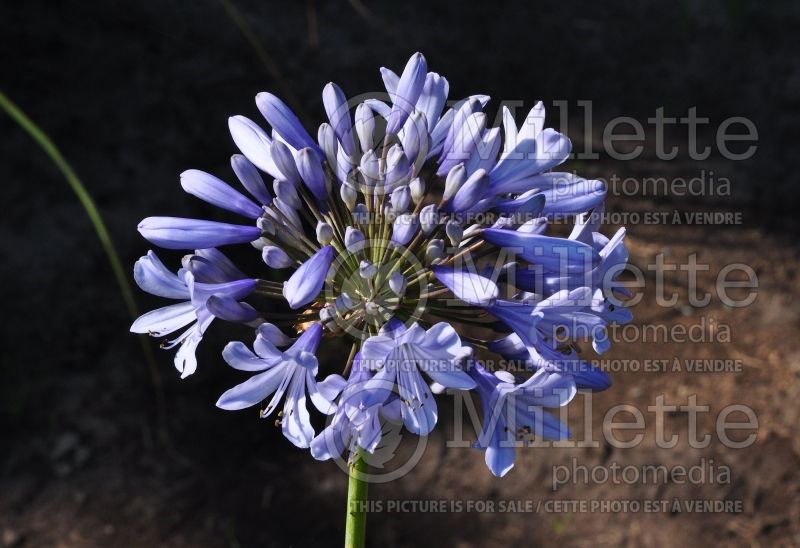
{"left": 345, "top": 450, "right": 369, "bottom": 548}
{"left": 344, "top": 450, "right": 369, "bottom": 548}
{"left": 0, "top": 90, "right": 139, "bottom": 320}
{"left": 0, "top": 89, "right": 167, "bottom": 428}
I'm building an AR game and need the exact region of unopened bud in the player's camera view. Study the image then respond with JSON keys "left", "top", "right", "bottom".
{"left": 340, "top": 182, "right": 358, "bottom": 210}
{"left": 345, "top": 226, "right": 366, "bottom": 252}
{"left": 409, "top": 177, "right": 425, "bottom": 204}
{"left": 425, "top": 239, "right": 445, "bottom": 264}
{"left": 359, "top": 260, "right": 377, "bottom": 279}
{"left": 445, "top": 220, "right": 463, "bottom": 247}
{"left": 389, "top": 272, "right": 407, "bottom": 297}
{"left": 316, "top": 221, "right": 334, "bottom": 245}
{"left": 443, "top": 163, "right": 466, "bottom": 201}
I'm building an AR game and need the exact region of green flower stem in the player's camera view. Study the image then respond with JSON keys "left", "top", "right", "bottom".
{"left": 345, "top": 450, "right": 369, "bottom": 548}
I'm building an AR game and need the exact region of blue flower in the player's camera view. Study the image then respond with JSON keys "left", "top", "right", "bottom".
{"left": 489, "top": 334, "right": 612, "bottom": 391}
{"left": 217, "top": 322, "right": 341, "bottom": 448}
{"left": 130, "top": 249, "right": 256, "bottom": 377}
{"left": 310, "top": 353, "right": 393, "bottom": 460}
{"left": 489, "top": 287, "right": 608, "bottom": 361}
{"left": 360, "top": 321, "right": 475, "bottom": 435}
{"left": 468, "top": 362, "right": 573, "bottom": 477}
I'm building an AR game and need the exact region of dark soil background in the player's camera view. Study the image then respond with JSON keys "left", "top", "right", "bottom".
{"left": 1, "top": 1, "right": 799, "bottom": 546}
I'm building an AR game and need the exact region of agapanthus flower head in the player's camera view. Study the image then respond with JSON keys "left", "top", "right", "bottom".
{"left": 132, "top": 52, "right": 632, "bottom": 476}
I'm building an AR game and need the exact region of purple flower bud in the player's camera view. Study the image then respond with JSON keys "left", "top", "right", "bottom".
{"left": 390, "top": 185, "right": 411, "bottom": 212}
{"left": 297, "top": 148, "right": 328, "bottom": 201}
{"left": 317, "top": 123, "right": 338, "bottom": 168}
{"left": 386, "top": 52, "right": 427, "bottom": 135}
{"left": 389, "top": 272, "right": 407, "bottom": 297}
{"left": 391, "top": 213, "right": 418, "bottom": 246}
{"left": 283, "top": 246, "right": 335, "bottom": 309}
{"left": 262, "top": 245, "right": 294, "bottom": 269}
{"left": 231, "top": 154, "right": 271, "bottom": 205}
{"left": 255, "top": 92, "right": 322, "bottom": 158}
{"left": 316, "top": 221, "right": 334, "bottom": 245}
{"left": 322, "top": 82, "right": 357, "bottom": 157}
{"left": 345, "top": 226, "right": 365, "bottom": 252}
{"left": 449, "top": 168, "right": 489, "bottom": 212}
{"left": 359, "top": 260, "right": 377, "bottom": 279}
{"left": 228, "top": 115, "right": 280, "bottom": 179}
{"left": 138, "top": 217, "right": 261, "bottom": 250}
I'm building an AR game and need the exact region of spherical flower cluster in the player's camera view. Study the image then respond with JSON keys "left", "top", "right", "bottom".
{"left": 132, "top": 53, "right": 631, "bottom": 476}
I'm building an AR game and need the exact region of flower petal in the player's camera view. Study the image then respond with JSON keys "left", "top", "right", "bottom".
{"left": 481, "top": 228, "right": 600, "bottom": 274}
{"left": 206, "top": 295, "right": 258, "bottom": 323}
{"left": 397, "top": 367, "right": 437, "bottom": 435}
{"left": 322, "top": 82, "right": 357, "bottom": 156}
{"left": 222, "top": 341, "right": 274, "bottom": 371}
{"left": 216, "top": 364, "right": 288, "bottom": 410}
{"left": 432, "top": 266, "right": 499, "bottom": 306}
{"left": 391, "top": 213, "right": 418, "bottom": 246}
{"left": 262, "top": 245, "right": 294, "bottom": 268}
{"left": 133, "top": 251, "right": 190, "bottom": 300}
{"left": 485, "top": 430, "right": 516, "bottom": 477}
{"left": 281, "top": 371, "right": 315, "bottom": 447}
{"left": 130, "top": 301, "right": 195, "bottom": 336}
{"left": 296, "top": 148, "right": 328, "bottom": 201}
{"left": 231, "top": 154, "right": 271, "bottom": 205}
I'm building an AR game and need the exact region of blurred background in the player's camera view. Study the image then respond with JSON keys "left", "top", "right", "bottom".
{"left": 1, "top": 1, "right": 799, "bottom": 546}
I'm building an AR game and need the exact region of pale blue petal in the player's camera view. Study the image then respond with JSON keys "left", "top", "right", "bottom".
{"left": 133, "top": 251, "right": 190, "bottom": 300}
{"left": 432, "top": 266, "right": 499, "bottom": 306}
{"left": 481, "top": 229, "right": 600, "bottom": 274}
{"left": 130, "top": 301, "right": 195, "bottom": 336}
{"left": 216, "top": 364, "right": 288, "bottom": 410}
{"left": 206, "top": 295, "right": 258, "bottom": 322}
{"left": 256, "top": 322, "right": 293, "bottom": 348}
{"left": 222, "top": 341, "right": 274, "bottom": 371}
{"left": 397, "top": 367, "right": 437, "bottom": 435}
{"left": 322, "top": 82, "right": 357, "bottom": 156}
{"left": 282, "top": 372, "right": 315, "bottom": 447}
{"left": 485, "top": 431, "right": 516, "bottom": 477}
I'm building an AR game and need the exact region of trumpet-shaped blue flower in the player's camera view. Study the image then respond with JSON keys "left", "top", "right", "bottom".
{"left": 469, "top": 362, "right": 573, "bottom": 477}
{"left": 130, "top": 249, "right": 255, "bottom": 377}
{"left": 217, "top": 322, "right": 341, "bottom": 448}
